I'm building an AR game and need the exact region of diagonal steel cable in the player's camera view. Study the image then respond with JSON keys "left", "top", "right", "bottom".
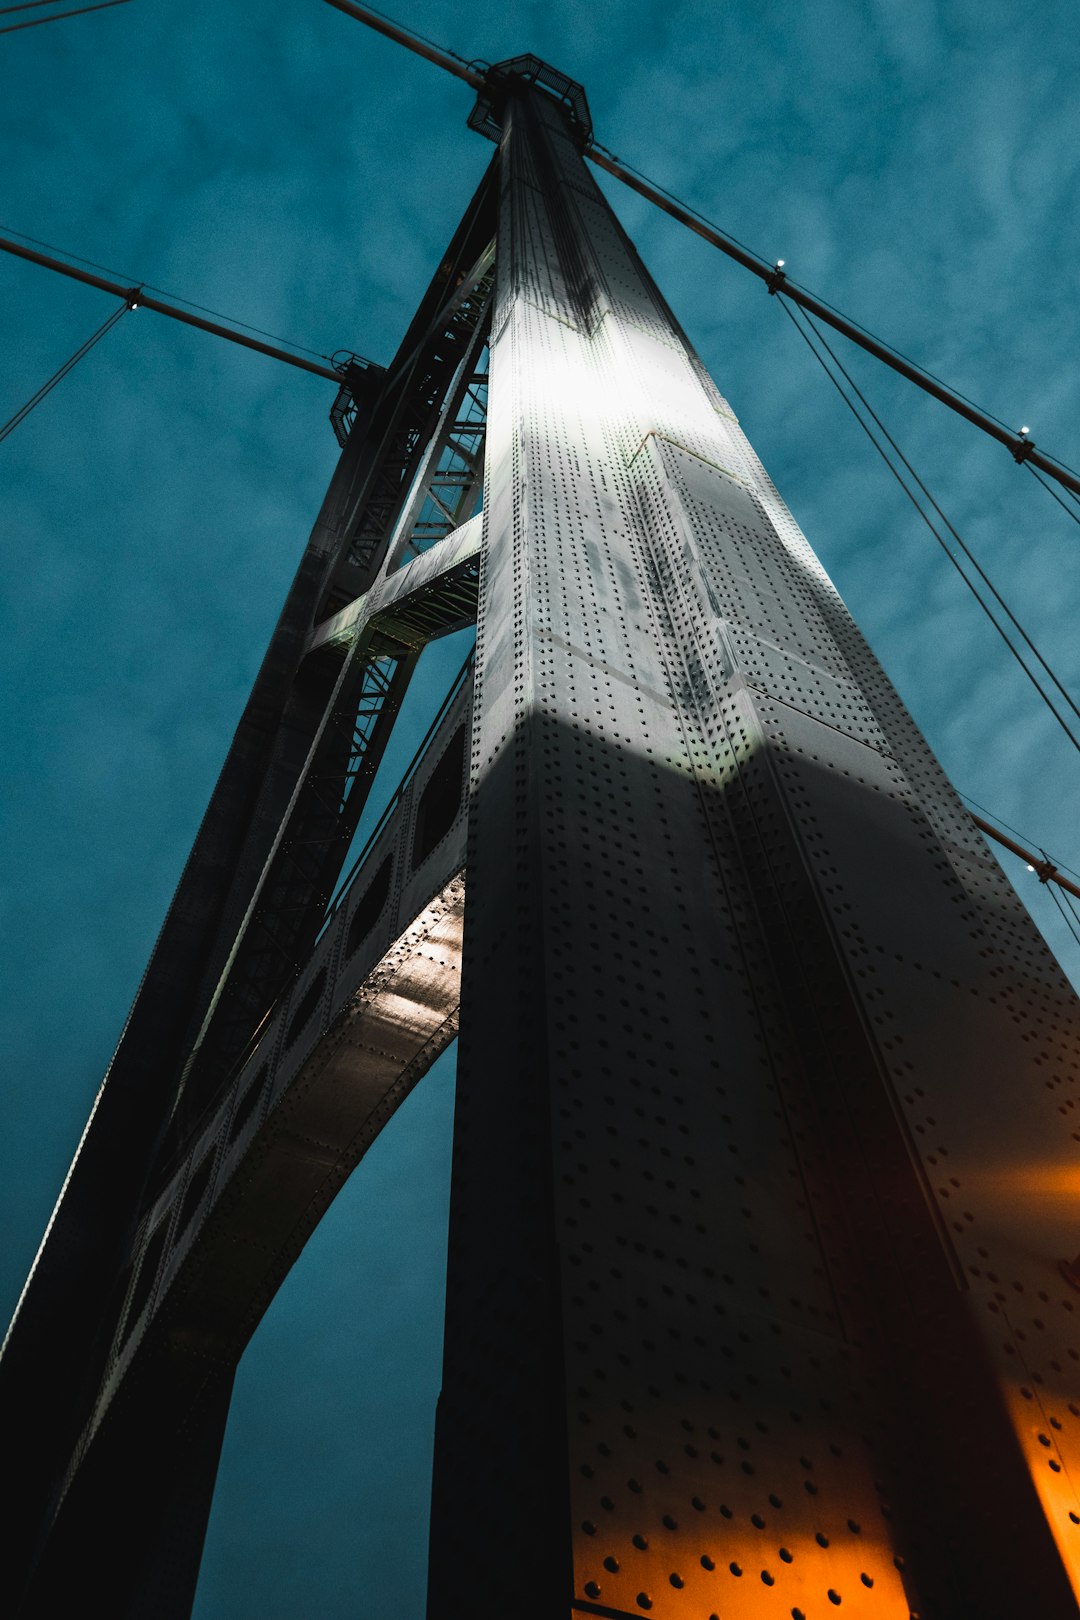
{"left": 778, "top": 297, "right": 1080, "bottom": 753}
{"left": 0, "top": 0, "right": 131, "bottom": 34}
{"left": 0, "top": 296, "right": 132, "bottom": 443}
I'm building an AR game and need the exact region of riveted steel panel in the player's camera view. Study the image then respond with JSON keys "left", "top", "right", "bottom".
{"left": 429, "top": 83, "right": 1080, "bottom": 1620}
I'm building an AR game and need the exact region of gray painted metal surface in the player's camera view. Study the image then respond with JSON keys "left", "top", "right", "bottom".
{"left": 428, "top": 82, "right": 1080, "bottom": 1619}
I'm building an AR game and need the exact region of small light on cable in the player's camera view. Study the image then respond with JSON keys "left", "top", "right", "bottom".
{"left": 775, "top": 259, "right": 785, "bottom": 270}
{"left": 1026, "top": 863, "right": 1036, "bottom": 872}
{"left": 1012, "top": 423, "right": 1035, "bottom": 464}
{"left": 765, "top": 259, "right": 788, "bottom": 296}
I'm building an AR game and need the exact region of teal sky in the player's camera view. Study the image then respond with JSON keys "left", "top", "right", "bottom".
{"left": 2, "top": 1, "right": 1079, "bottom": 1613}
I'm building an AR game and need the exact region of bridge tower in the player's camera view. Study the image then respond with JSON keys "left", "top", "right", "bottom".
{"left": 5, "top": 57, "right": 1080, "bottom": 1620}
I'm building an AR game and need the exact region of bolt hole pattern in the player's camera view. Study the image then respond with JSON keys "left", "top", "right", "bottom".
{"left": 471, "top": 105, "right": 1080, "bottom": 1620}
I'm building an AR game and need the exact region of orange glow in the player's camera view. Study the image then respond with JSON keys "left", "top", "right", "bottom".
{"left": 573, "top": 1519, "right": 910, "bottom": 1617}
{"left": 1000, "top": 1378, "right": 1080, "bottom": 1606}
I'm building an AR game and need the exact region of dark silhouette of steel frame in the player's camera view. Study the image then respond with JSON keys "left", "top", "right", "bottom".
{"left": 4, "top": 57, "right": 1080, "bottom": 1620}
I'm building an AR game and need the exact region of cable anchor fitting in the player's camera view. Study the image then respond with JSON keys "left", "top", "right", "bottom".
{"left": 1031, "top": 851, "right": 1058, "bottom": 885}
{"left": 1012, "top": 426, "right": 1035, "bottom": 464}
{"left": 766, "top": 259, "right": 787, "bottom": 296}
{"left": 125, "top": 286, "right": 142, "bottom": 310}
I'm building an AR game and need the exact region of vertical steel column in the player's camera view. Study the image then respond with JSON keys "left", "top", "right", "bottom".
{"left": 430, "top": 82, "right": 1080, "bottom": 1618}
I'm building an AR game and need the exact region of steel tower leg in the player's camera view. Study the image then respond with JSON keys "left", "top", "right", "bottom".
{"left": 3, "top": 166, "right": 497, "bottom": 1613}
{"left": 428, "top": 82, "right": 1080, "bottom": 1618}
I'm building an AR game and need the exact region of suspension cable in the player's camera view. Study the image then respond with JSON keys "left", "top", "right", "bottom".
{"left": 966, "top": 817, "right": 1080, "bottom": 903}
{"left": 0, "top": 1, "right": 65, "bottom": 16}
{"left": 0, "top": 234, "right": 345, "bottom": 382}
{"left": 789, "top": 301, "right": 1080, "bottom": 731}
{"left": 592, "top": 145, "right": 1021, "bottom": 436}
{"left": 777, "top": 298, "right": 1080, "bottom": 754}
{"left": 1046, "top": 882, "right": 1080, "bottom": 952}
{"left": 585, "top": 148, "right": 1080, "bottom": 500}
{"left": 0, "top": 296, "right": 132, "bottom": 443}
{"left": 1064, "top": 887, "right": 1080, "bottom": 933}
{"left": 1027, "top": 462, "right": 1080, "bottom": 530}
{"left": 0, "top": 224, "right": 340, "bottom": 364}
{"left": 959, "top": 791, "right": 1080, "bottom": 884}
{"left": 0, "top": 0, "right": 130, "bottom": 34}
{"left": 320, "top": 0, "right": 483, "bottom": 85}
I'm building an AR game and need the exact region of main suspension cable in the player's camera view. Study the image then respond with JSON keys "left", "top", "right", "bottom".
{"left": 0, "top": 1, "right": 65, "bottom": 16}
{"left": 965, "top": 814, "right": 1080, "bottom": 903}
{"left": 0, "top": 296, "right": 132, "bottom": 443}
{"left": 959, "top": 790, "right": 1080, "bottom": 883}
{"left": 320, "top": 0, "right": 483, "bottom": 84}
{"left": 0, "top": 0, "right": 130, "bottom": 34}
{"left": 591, "top": 145, "right": 1020, "bottom": 439}
{"left": 777, "top": 298, "right": 1080, "bottom": 754}
{"left": 0, "top": 233, "right": 346, "bottom": 381}
{"left": 0, "top": 224, "right": 340, "bottom": 364}
{"left": 586, "top": 148, "right": 1080, "bottom": 500}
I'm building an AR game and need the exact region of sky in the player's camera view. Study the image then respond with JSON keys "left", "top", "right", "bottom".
{"left": 2, "top": 0, "right": 1079, "bottom": 1613}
